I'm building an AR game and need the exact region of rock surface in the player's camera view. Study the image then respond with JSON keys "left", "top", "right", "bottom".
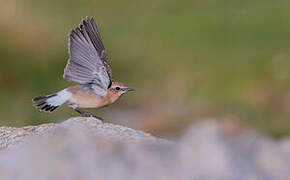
{"left": 0, "top": 117, "right": 161, "bottom": 149}
{"left": 0, "top": 117, "right": 290, "bottom": 180}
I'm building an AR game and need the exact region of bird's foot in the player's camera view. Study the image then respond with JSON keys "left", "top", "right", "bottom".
{"left": 81, "top": 112, "right": 103, "bottom": 120}
{"left": 74, "top": 108, "right": 103, "bottom": 121}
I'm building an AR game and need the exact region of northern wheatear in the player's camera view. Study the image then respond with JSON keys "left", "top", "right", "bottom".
{"left": 33, "top": 17, "right": 134, "bottom": 119}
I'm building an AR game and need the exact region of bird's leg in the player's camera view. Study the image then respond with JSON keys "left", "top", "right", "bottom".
{"left": 74, "top": 108, "right": 103, "bottom": 121}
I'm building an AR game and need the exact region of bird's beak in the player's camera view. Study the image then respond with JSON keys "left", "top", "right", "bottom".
{"left": 125, "top": 88, "right": 134, "bottom": 92}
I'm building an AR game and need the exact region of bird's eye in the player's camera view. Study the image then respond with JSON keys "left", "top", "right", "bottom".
{"left": 115, "top": 87, "right": 120, "bottom": 90}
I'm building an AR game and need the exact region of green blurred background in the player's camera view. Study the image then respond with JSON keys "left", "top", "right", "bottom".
{"left": 1, "top": 0, "right": 290, "bottom": 137}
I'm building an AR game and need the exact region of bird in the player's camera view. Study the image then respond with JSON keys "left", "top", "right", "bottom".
{"left": 32, "top": 17, "right": 134, "bottom": 119}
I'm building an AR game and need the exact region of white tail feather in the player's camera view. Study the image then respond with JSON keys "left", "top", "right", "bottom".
{"left": 33, "top": 89, "right": 72, "bottom": 112}
{"left": 46, "top": 90, "right": 72, "bottom": 107}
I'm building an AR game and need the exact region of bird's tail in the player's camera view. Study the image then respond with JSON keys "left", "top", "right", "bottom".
{"left": 32, "top": 90, "right": 71, "bottom": 112}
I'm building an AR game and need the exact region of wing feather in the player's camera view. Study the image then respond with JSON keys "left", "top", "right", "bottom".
{"left": 63, "top": 17, "right": 112, "bottom": 96}
{"left": 83, "top": 17, "right": 112, "bottom": 81}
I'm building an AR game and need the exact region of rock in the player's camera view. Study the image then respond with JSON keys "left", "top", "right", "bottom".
{"left": 0, "top": 117, "right": 289, "bottom": 180}
{"left": 0, "top": 117, "right": 163, "bottom": 149}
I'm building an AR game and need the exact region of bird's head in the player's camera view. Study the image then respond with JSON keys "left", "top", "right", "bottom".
{"left": 108, "top": 82, "right": 134, "bottom": 99}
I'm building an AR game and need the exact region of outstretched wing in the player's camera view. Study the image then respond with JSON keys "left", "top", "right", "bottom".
{"left": 63, "top": 17, "right": 112, "bottom": 96}
{"left": 83, "top": 17, "right": 112, "bottom": 81}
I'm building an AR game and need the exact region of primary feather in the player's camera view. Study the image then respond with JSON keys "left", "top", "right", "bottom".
{"left": 83, "top": 17, "right": 112, "bottom": 81}
{"left": 63, "top": 17, "right": 112, "bottom": 97}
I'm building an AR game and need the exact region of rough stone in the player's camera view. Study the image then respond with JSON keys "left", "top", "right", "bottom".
{"left": 0, "top": 117, "right": 289, "bottom": 180}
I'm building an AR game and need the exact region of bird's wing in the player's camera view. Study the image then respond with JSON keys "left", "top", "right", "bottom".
{"left": 82, "top": 17, "right": 112, "bottom": 81}
{"left": 63, "top": 17, "right": 112, "bottom": 96}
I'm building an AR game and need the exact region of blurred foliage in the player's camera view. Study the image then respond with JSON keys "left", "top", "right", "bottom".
{"left": 1, "top": 0, "right": 290, "bottom": 137}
